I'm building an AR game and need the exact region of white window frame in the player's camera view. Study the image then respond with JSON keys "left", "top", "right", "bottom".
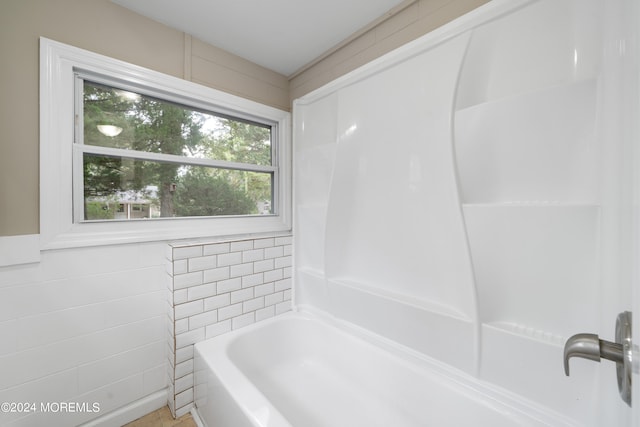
{"left": 40, "top": 38, "right": 291, "bottom": 250}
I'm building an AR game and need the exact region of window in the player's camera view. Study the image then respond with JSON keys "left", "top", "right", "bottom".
{"left": 40, "top": 38, "right": 291, "bottom": 249}
{"left": 77, "top": 78, "right": 277, "bottom": 222}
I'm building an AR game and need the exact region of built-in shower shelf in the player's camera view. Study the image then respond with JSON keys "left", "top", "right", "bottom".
{"left": 327, "top": 277, "right": 473, "bottom": 321}
{"left": 454, "top": 78, "right": 597, "bottom": 115}
{"left": 462, "top": 202, "right": 598, "bottom": 208}
{"left": 485, "top": 321, "right": 565, "bottom": 346}
{"left": 453, "top": 78, "right": 598, "bottom": 205}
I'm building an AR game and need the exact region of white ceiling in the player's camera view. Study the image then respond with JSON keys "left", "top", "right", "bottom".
{"left": 111, "top": 0, "right": 408, "bottom": 76}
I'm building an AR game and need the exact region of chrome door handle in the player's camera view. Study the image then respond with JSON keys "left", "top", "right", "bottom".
{"left": 563, "top": 311, "right": 632, "bottom": 406}
{"left": 563, "top": 333, "right": 623, "bottom": 375}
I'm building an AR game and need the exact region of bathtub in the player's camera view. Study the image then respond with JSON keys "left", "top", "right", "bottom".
{"left": 193, "top": 311, "right": 575, "bottom": 427}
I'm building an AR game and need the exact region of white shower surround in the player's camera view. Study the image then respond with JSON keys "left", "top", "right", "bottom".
{"left": 291, "top": 0, "right": 636, "bottom": 425}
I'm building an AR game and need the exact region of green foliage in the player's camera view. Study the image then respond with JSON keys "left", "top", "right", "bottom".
{"left": 205, "top": 119, "right": 271, "bottom": 165}
{"left": 82, "top": 81, "right": 273, "bottom": 220}
{"left": 174, "top": 168, "right": 256, "bottom": 217}
{"left": 84, "top": 200, "right": 118, "bottom": 220}
{"left": 204, "top": 120, "right": 273, "bottom": 206}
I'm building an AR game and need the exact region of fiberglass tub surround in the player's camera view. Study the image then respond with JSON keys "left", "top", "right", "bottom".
{"left": 293, "top": 0, "right": 630, "bottom": 424}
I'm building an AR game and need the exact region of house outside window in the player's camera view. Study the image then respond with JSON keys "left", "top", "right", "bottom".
{"left": 77, "top": 78, "right": 278, "bottom": 222}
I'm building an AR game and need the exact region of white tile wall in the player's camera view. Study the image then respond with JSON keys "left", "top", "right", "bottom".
{"left": 0, "top": 242, "right": 167, "bottom": 427}
{"left": 166, "top": 233, "right": 293, "bottom": 416}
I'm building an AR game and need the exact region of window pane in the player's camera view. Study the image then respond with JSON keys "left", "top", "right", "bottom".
{"left": 82, "top": 154, "right": 273, "bottom": 221}
{"left": 82, "top": 81, "right": 272, "bottom": 166}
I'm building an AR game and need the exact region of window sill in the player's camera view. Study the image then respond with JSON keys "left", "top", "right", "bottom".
{"left": 40, "top": 215, "right": 291, "bottom": 250}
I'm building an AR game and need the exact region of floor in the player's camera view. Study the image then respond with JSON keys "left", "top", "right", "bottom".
{"left": 122, "top": 406, "right": 197, "bottom": 427}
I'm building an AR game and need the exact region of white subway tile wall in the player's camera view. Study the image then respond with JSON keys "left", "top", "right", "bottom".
{"left": 166, "top": 234, "right": 293, "bottom": 417}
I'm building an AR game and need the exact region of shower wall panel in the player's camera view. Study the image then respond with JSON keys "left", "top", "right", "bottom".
{"left": 325, "top": 34, "right": 475, "bottom": 317}
{"left": 295, "top": 32, "right": 479, "bottom": 374}
{"left": 453, "top": 0, "right": 604, "bottom": 420}
{"left": 293, "top": 0, "right": 618, "bottom": 423}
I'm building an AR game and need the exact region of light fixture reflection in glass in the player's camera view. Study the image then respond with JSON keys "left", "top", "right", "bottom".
{"left": 97, "top": 125, "right": 123, "bottom": 137}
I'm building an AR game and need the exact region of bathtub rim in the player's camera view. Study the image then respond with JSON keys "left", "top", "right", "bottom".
{"left": 194, "top": 307, "right": 580, "bottom": 427}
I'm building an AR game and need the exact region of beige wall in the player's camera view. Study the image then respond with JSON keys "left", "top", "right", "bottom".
{"left": 290, "top": 0, "right": 490, "bottom": 101}
{"left": 0, "top": 0, "right": 484, "bottom": 237}
{"left": 0, "top": 0, "right": 289, "bottom": 237}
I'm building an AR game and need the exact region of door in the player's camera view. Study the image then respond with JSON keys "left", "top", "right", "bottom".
{"left": 584, "top": 0, "right": 639, "bottom": 424}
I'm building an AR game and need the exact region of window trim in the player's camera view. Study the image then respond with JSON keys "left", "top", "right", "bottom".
{"left": 40, "top": 38, "right": 291, "bottom": 250}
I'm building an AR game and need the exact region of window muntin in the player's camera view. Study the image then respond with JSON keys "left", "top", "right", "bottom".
{"left": 76, "top": 77, "right": 277, "bottom": 222}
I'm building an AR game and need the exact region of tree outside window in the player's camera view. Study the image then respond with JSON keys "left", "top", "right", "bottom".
{"left": 81, "top": 80, "right": 274, "bottom": 221}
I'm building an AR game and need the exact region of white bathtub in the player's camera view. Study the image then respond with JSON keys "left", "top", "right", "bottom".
{"left": 194, "top": 311, "right": 576, "bottom": 427}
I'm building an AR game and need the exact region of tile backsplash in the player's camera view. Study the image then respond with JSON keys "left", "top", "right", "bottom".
{"left": 166, "top": 233, "right": 293, "bottom": 417}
